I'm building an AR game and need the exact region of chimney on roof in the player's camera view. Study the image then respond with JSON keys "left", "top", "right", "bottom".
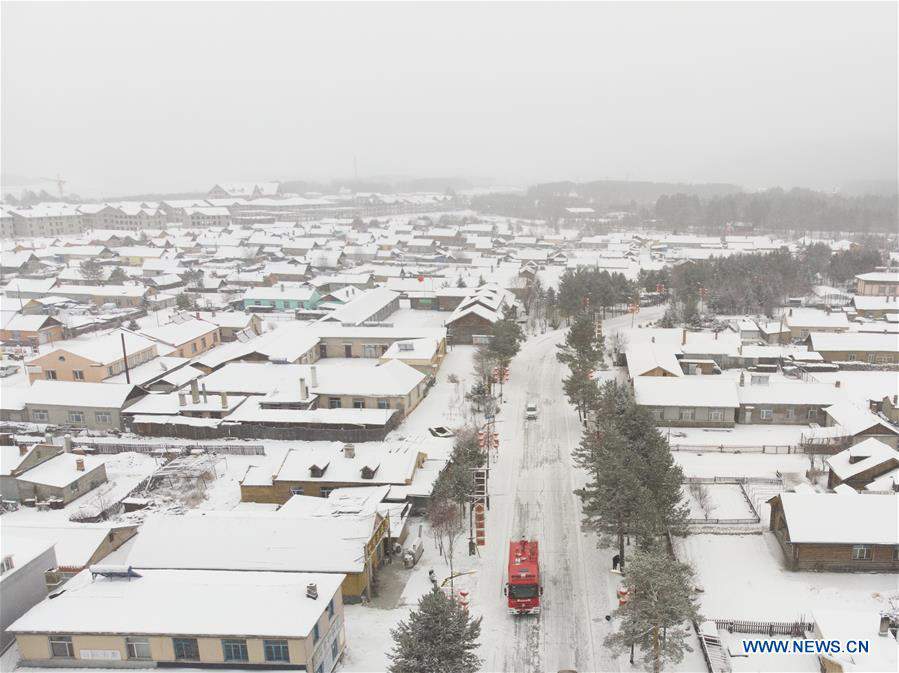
{"left": 835, "top": 380, "right": 841, "bottom": 388}
{"left": 18, "top": 445, "right": 28, "bottom": 457}
{"left": 299, "top": 378, "right": 308, "bottom": 400}
{"left": 178, "top": 391, "right": 187, "bottom": 407}
{"left": 190, "top": 379, "right": 200, "bottom": 404}
{"left": 879, "top": 614, "right": 891, "bottom": 637}
{"left": 788, "top": 308, "right": 793, "bottom": 316}
{"left": 343, "top": 443, "right": 355, "bottom": 459}
{"left": 739, "top": 371, "right": 745, "bottom": 387}
{"left": 201, "top": 383, "right": 209, "bottom": 404}
{"left": 681, "top": 329, "right": 687, "bottom": 346}
{"left": 715, "top": 330, "right": 718, "bottom": 340}
{"left": 75, "top": 457, "right": 85, "bottom": 472}
{"left": 63, "top": 434, "right": 72, "bottom": 453}
{"left": 651, "top": 336, "right": 655, "bottom": 343}
{"left": 220, "top": 392, "right": 228, "bottom": 409}
{"left": 306, "top": 583, "right": 318, "bottom": 600}
{"left": 310, "top": 365, "right": 318, "bottom": 387}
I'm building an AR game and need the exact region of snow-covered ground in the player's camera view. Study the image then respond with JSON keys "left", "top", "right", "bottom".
{"left": 675, "top": 533, "right": 898, "bottom": 621}
{"left": 684, "top": 483, "right": 756, "bottom": 520}
{"left": 666, "top": 424, "right": 810, "bottom": 450}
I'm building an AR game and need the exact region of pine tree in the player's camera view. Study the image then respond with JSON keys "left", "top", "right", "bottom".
{"left": 604, "top": 544, "right": 700, "bottom": 673}
{"left": 108, "top": 266, "right": 128, "bottom": 284}
{"left": 556, "top": 312, "right": 604, "bottom": 369}
{"left": 487, "top": 310, "right": 524, "bottom": 395}
{"left": 79, "top": 258, "right": 104, "bottom": 283}
{"left": 388, "top": 588, "right": 482, "bottom": 673}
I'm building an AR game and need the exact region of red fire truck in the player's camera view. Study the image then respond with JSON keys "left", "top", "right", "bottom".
{"left": 505, "top": 539, "right": 542, "bottom": 615}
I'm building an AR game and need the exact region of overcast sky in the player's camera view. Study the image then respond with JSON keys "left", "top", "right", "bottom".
{"left": 2, "top": 1, "right": 896, "bottom": 197}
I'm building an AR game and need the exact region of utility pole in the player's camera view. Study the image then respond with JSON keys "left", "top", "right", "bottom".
{"left": 120, "top": 333, "right": 131, "bottom": 384}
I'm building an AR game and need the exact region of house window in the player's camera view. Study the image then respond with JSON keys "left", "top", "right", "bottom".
{"left": 893, "top": 546, "right": 899, "bottom": 561}
{"left": 760, "top": 409, "right": 773, "bottom": 420}
{"left": 313, "top": 623, "right": 320, "bottom": 643}
{"left": 95, "top": 412, "right": 112, "bottom": 424}
{"left": 377, "top": 398, "right": 389, "bottom": 410}
{"left": 45, "top": 370, "right": 58, "bottom": 380}
{"left": 31, "top": 409, "right": 49, "bottom": 422}
{"left": 319, "top": 344, "right": 327, "bottom": 358}
{"left": 108, "top": 366, "right": 115, "bottom": 376}
{"left": 329, "top": 398, "right": 342, "bottom": 409}
{"left": 709, "top": 410, "right": 723, "bottom": 422}
{"left": 353, "top": 398, "right": 365, "bottom": 409}
{"left": 264, "top": 640, "right": 290, "bottom": 663}
{"left": 320, "top": 487, "right": 334, "bottom": 498}
{"left": 201, "top": 337, "right": 207, "bottom": 348}
{"left": 786, "top": 408, "right": 795, "bottom": 420}
{"left": 191, "top": 342, "right": 198, "bottom": 353}
{"left": 173, "top": 638, "right": 200, "bottom": 660}
{"left": 846, "top": 353, "right": 856, "bottom": 361}
{"left": 807, "top": 409, "right": 817, "bottom": 420}
{"left": 327, "top": 598, "right": 335, "bottom": 619}
{"left": 362, "top": 344, "right": 378, "bottom": 357}
{"left": 73, "top": 370, "right": 85, "bottom": 381}
{"left": 290, "top": 486, "right": 304, "bottom": 495}
{"left": 126, "top": 637, "right": 151, "bottom": 660}
{"left": 679, "top": 408, "right": 694, "bottom": 421}
{"left": 852, "top": 545, "right": 873, "bottom": 561}
{"left": 68, "top": 411, "right": 85, "bottom": 424}
{"left": 50, "top": 636, "right": 74, "bottom": 658}
{"left": 70, "top": 482, "right": 80, "bottom": 492}
{"left": 344, "top": 344, "right": 353, "bottom": 358}
{"left": 222, "top": 639, "right": 248, "bottom": 662}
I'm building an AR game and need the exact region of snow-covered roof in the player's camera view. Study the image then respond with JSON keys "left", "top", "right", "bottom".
{"left": 225, "top": 399, "right": 395, "bottom": 426}
{"left": 28, "top": 331, "right": 157, "bottom": 366}
{"left": 826, "top": 438, "right": 899, "bottom": 482}
{"left": 15, "top": 453, "right": 105, "bottom": 487}
{"left": 735, "top": 380, "right": 843, "bottom": 406}
{"left": 1, "top": 522, "right": 125, "bottom": 568}
{"left": 274, "top": 444, "right": 419, "bottom": 485}
{"left": 634, "top": 377, "right": 740, "bottom": 408}
{"left": 139, "top": 318, "right": 218, "bottom": 347}
{"left": 624, "top": 345, "right": 682, "bottom": 378}
{"left": 24, "top": 381, "right": 139, "bottom": 409}
{"left": 855, "top": 271, "right": 899, "bottom": 283}
{"left": 813, "top": 610, "right": 898, "bottom": 673}
{"left": 127, "top": 513, "right": 371, "bottom": 573}
{"left": 775, "top": 493, "right": 898, "bottom": 544}
{"left": 9, "top": 568, "right": 341, "bottom": 639}
{"left": 824, "top": 400, "right": 898, "bottom": 436}
{"left": 808, "top": 332, "right": 899, "bottom": 353}
{"left": 317, "top": 287, "right": 399, "bottom": 326}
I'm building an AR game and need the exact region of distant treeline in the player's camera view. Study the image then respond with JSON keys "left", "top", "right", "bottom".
{"left": 471, "top": 182, "right": 898, "bottom": 234}
{"left": 654, "top": 188, "right": 898, "bottom": 234}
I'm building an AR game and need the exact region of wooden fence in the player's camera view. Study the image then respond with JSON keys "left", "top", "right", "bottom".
{"left": 71, "top": 439, "right": 265, "bottom": 456}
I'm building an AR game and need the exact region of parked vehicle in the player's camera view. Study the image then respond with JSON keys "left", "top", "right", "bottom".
{"left": 403, "top": 538, "right": 424, "bottom": 568}
{"left": 0, "top": 364, "right": 19, "bottom": 377}
{"left": 525, "top": 402, "right": 538, "bottom": 420}
{"left": 505, "top": 539, "right": 542, "bottom": 614}
{"left": 428, "top": 426, "right": 455, "bottom": 438}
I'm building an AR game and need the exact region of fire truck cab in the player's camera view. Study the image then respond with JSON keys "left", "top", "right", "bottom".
{"left": 505, "top": 539, "right": 542, "bottom": 615}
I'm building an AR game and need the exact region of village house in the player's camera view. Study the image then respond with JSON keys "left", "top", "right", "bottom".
{"left": 633, "top": 377, "right": 740, "bottom": 427}
{"left": 821, "top": 400, "right": 899, "bottom": 449}
{"left": 0, "top": 539, "right": 56, "bottom": 652}
{"left": 25, "top": 331, "right": 158, "bottom": 383}
{"left": 14, "top": 453, "right": 108, "bottom": 506}
{"left": 138, "top": 318, "right": 221, "bottom": 358}
{"left": 317, "top": 287, "right": 400, "bottom": 326}
{"left": 0, "top": 444, "right": 63, "bottom": 501}
{"left": 378, "top": 337, "right": 443, "bottom": 375}
{"left": 196, "top": 311, "right": 261, "bottom": 341}
{"left": 23, "top": 381, "right": 144, "bottom": 430}
{"left": 128, "top": 511, "right": 378, "bottom": 605}
{"left": 10, "top": 568, "right": 346, "bottom": 672}
{"left": 0, "top": 314, "right": 65, "bottom": 348}
{"left": 851, "top": 294, "right": 899, "bottom": 318}
{"left": 242, "top": 285, "right": 322, "bottom": 311}
{"left": 807, "top": 332, "right": 899, "bottom": 364}
{"left": 240, "top": 442, "right": 426, "bottom": 502}
{"left": 855, "top": 271, "right": 899, "bottom": 296}
{"left": 51, "top": 284, "right": 149, "bottom": 308}
{"left": 2, "top": 522, "right": 139, "bottom": 584}
{"left": 811, "top": 610, "right": 898, "bottom": 673}
{"left": 825, "top": 438, "right": 899, "bottom": 490}
{"left": 624, "top": 344, "right": 683, "bottom": 379}
{"left": 782, "top": 307, "right": 850, "bottom": 340}
{"left": 734, "top": 373, "right": 842, "bottom": 425}
{"left": 767, "top": 493, "right": 899, "bottom": 572}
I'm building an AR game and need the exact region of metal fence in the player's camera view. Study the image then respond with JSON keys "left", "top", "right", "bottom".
{"left": 670, "top": 443, "right": 797, "bottom": 454}
{"left": 714, "top": 619, "right": 813, "bottom": 636}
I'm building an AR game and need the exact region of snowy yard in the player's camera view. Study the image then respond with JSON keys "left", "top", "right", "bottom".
{"left": 674, "top": 533, "right": 898, "bottom": 622}
{"left": 683, "top": 483, "right": 756, "bottom": 520}
{"left": 675, "top": 451, "right": 809, "bottom": 480}
{"left": 666, "top": 424, "right": 810, "bottom": 450}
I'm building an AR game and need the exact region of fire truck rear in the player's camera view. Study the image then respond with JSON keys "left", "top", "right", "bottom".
{"left": 505, "top": 539, "right": 542, "bottom": 615}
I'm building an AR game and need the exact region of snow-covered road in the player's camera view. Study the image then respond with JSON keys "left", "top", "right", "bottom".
{"left": 475, "top": 306, "right": 666, "bottom": 673}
